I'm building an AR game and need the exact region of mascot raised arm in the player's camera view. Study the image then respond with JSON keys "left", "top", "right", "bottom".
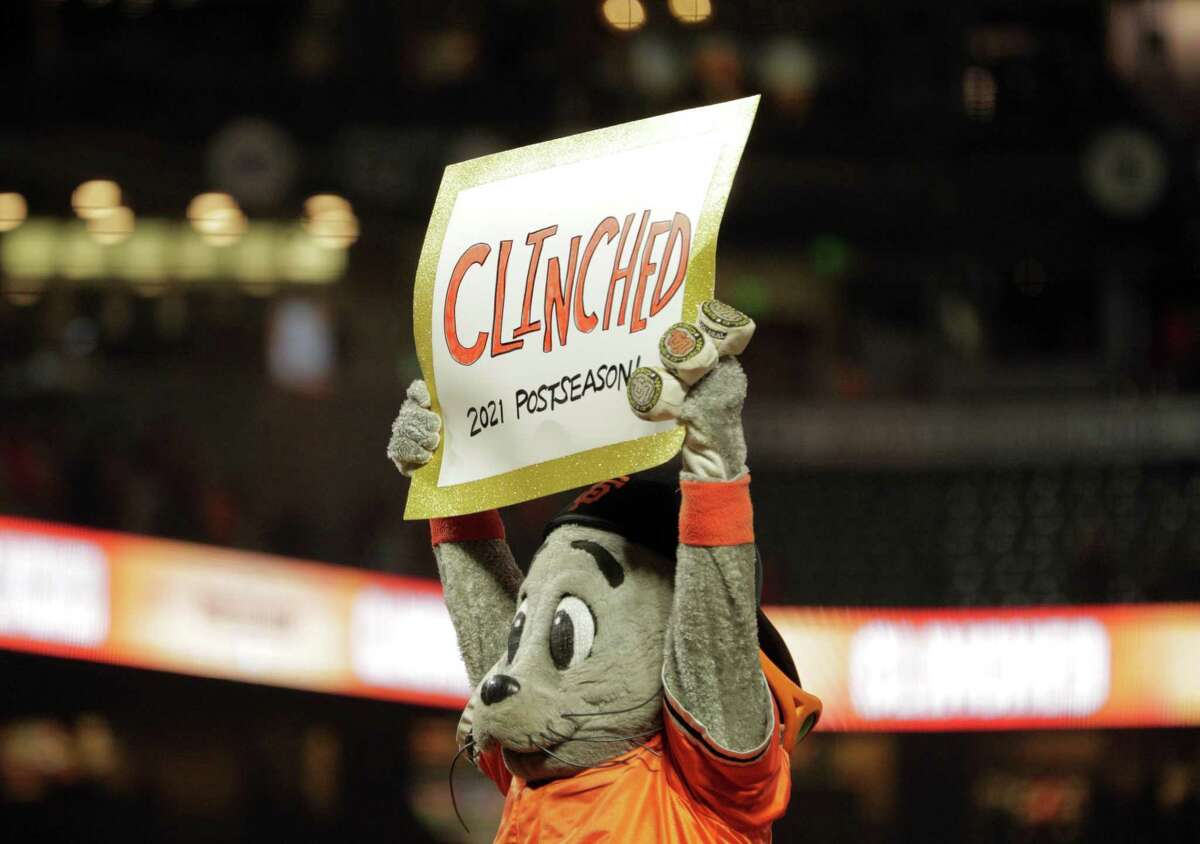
{"left": 388, "top": 300, "right": 821, "bottom": 842}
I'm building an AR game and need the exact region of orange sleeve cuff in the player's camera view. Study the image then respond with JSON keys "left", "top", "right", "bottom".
{"left": 679, "top": 474, "right": 754, "bottom": 546}
{"left": 429, "top": 510, "right": 505, "bottom": 546}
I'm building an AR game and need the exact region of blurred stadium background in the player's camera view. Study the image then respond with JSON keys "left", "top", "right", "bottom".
{"left": 2, "top": 0, "right": 1200, "bottom": 841}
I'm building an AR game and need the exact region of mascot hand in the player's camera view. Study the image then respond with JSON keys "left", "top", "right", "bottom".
{"left": 387, "top": 379, "right": 442, "bottom": 477}
{"left": 626, "top": 300, "right": 753, "bottom": 481}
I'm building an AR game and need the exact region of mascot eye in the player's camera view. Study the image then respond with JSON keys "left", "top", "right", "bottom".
{"left": 507, "top": 599, "right": 527, "bottom": 664}
{"left": 549, "top": 596, "right": 595, "bottom": 670}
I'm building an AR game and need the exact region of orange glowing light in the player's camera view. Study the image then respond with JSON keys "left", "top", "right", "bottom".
{"left": 71, "top": 180, "right": 122, "bottom": 221}
{"left": 187, "top": 192, "right": 238, "bottom": 227}
{"left": 601, "top": 0, "right": 646, "bottom": 32}
{"left": 0, "top": 193, "right": 28, "bottom": 232}
{"left": 202, "top": 207, "right": 248, "bottom": 247}
{"left": 86, "top": 206, "right": 135, "bottom": 246}
{"left": 668, "top": 0, "right": 712, "bottom": 25}
{"left": 303, "top": 194, "right": 359, "bottom": 249}
{"left": 187, "top": 193, "right": 246, "bottom": 245}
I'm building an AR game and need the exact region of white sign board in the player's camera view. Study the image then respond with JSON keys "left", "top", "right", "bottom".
{"left": 406, "top": 97, "right": 758, "bottom": 518}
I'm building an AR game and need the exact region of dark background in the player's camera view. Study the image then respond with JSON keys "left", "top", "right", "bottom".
{"left": 2, "top": 1, "right": 1199, "bottom": 841}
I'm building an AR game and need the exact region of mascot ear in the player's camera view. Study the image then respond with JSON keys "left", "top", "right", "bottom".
{"left": 755, "top": 547, "right": 823, "bottom": 752}
{"left": 759, "top": 650, "right": 823, "bottom": 755}
{"left": 757, "top": 611, "right": 822, "bottom": 754}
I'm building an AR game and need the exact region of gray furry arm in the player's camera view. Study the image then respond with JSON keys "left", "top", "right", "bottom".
{"left": 388, "top": 379, "right": 523, "bottom": 688}
{"left": 660, "top": 357, "right": 773, "bottom": 753}
{"left": 434, "top": 539, "right": 523, "bottom": 689}
{"left": 663, "top": 535, "right": 773, "bottom": 754}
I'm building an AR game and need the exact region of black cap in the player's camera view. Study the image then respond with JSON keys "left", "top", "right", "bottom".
{"left": 545, "top": 476, "right": 801, "bottom": 687}
{"left": 544, "top": 476, "right": 680, "bottom": 562}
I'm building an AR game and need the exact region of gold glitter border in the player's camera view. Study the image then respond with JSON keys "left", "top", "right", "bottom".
{"left": 405, "top": 96, "right": 759, "bottom": 519}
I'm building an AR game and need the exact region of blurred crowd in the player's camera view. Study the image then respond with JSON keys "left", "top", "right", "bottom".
{"left": 3, "top": 698, "right": 1198, "bottom": 844}
{"left": 6, "top": 408, "right": 1200, "bottom": 612}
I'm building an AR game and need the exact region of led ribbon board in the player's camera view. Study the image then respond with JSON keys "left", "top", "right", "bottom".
{"left": 769, "top": 605, "right": 1200, "bottom": 731}
{"left": 0, "top": 516, "right": 468, "bottom": 709}
{"left": 2, "top": 517, "right": 1198, "bottom": 730}
{"left": 405, "top": 97, "right": 759, "bottom": 518}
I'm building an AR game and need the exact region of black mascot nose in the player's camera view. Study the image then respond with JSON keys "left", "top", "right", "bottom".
{"left": 481, "top": 674, "right": 521, "bottom": 706}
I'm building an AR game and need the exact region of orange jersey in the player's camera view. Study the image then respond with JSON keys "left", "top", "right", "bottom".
{"left": 476, "top": 691, "right": 789, "bottom": 843}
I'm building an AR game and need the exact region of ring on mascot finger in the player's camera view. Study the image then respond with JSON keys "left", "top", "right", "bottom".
{"left": 697, "top": 300, "right": 755, "bottom": 357}
{"left": 627, "top": 366, "right": 686, "bottom": 421}
{"left": 658, "top": 323, "right": 718, "bottom": 386}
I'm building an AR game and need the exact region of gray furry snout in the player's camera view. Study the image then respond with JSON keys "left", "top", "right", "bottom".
{"left": 465, "top": 524, "right": 674, "bottom": 781}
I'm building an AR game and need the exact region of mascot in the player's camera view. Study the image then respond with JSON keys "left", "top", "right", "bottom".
{"left": 389, "top": 300, "right": 821, "bottom": 842}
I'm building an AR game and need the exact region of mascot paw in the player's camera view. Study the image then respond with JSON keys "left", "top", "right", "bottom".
{"left": 625, "top": 300, "right": 753, "bottom": 480}
{"left": 387, "top": 379, "right": 442, "bottom": 477}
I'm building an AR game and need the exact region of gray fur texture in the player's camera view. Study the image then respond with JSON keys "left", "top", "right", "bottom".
{"left": 387, "top": 380, "right": 441, "bottom": 476}
{"left": 387, "top": 301, "right": 772, "bottom": 785}
{"left": 468, "top": 525, "right": 674, "bottom": 781}
{"left": 662, "top": 352, "right": 770, "bottom": 753}
{"left": 665, "top": 541, "right": 771, "bottom": 752}
{"left": 434, "top": 539, "right": 523, "bottom": 688}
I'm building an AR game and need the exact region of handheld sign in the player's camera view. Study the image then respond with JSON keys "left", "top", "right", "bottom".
{"left": 405, "top": 96, "right": 758, "bottom": 518}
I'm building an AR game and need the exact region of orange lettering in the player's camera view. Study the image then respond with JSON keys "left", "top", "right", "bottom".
{"left": 491, "top": 240, "right": 523, "bottom": 357}
{"left": 444, "top": 243, "right": 490, "bottom": 366}
{"left": 569, "top": 475, "right": 631, "bottom": 510}
{"left": 515, "top": 225, "right": 556, "bottom": 338}
{"left": 649, "top": 212, "right": 691, "bottom": 317}
{"left": 576, "top": 217, "right": 618, "bottom": 334}
{"left": 603, "top": 210, "right": 649, "bottom": 330}
{"left": 543, "top": 236, "right": 581, "bottom": 353}
{"left": 630, "top": 220, "right": 670, "bottom": 333}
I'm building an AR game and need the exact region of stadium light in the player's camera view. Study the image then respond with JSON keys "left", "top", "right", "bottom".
{"left": 600, "top": 0, "right": 646, "bottom": 32}
{"left": 0, "top": 192, "right": 28, "bottom": 232}
{"left": 71, "top": 180, "right": 122, "bottom": 221}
